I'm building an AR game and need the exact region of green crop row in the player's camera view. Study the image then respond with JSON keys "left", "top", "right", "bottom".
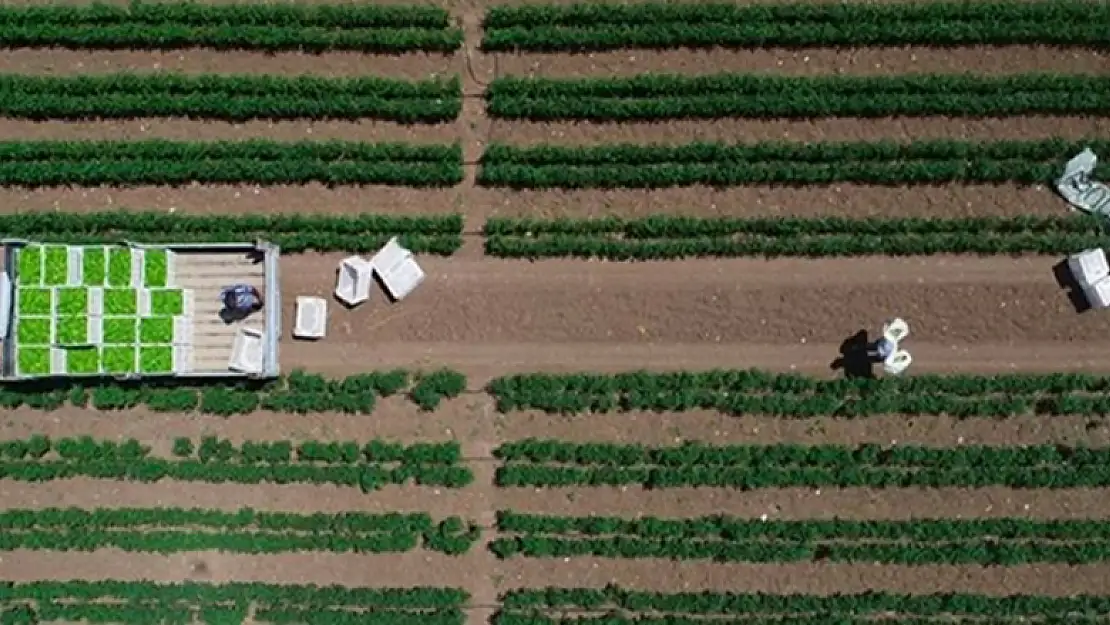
{"left": 487, "top": 73, "right": 1110, "bottom": 121}
{"left": 0, "top": 435, "right": 472, "bottom": 491}
{"left": 0, "top": 507, "right": 479, "bottom": 555}
{"left": 0, "top": 73, "right": 461, "bottom": 122}
{"left": 491, "top": 511, "right": 1110, "bottom": 565}
{"left": 0, "top": 2, "right": 463, "bottom": 53}
{"left": 481, "top": 0, "right": 1109, "bottom": 51}
{"left": 478, "top": 138, "right": 1110, "bottom": 189}
{"left": 10, "top": 212, "right": 1110, "bottom": 259}
{"left": 0, "top": 581, "right": 467, "bottom": 625}
{"left": 1, "top": 369, "right": 467, "bottom": 414}
{"left": 19, "top": 369, "right": 1110, "bottom": 417}
{"left": 495, "top": 439, "right": 1110, "bottom": 488}
{"left": 0, "top": 139, "right": 462, "bottom": 187}
{"left": 500, "top": 584, "right": 1110, "bottom": 619}
{"left": 0, "top": 137, "right": 1102, "bottom": 189}
{"left": 0, "top": 211, "right": 464, "bottom": 255}
{"left": 484, "top": 214, "right": 1110, "bottom": 259}
{"left": 487, "top": 370, "right": 1110, "bottom": 417}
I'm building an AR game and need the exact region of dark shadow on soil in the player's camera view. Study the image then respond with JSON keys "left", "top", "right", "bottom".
{"left": 830, "top": 329, "right": 875, "bottom": 379}
{"left": 1053, "top": 259, "right": 1091, "bottom": 314}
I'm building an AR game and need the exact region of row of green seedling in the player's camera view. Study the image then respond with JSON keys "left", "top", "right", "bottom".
{"left": 481, "top": 0, "right": 1109, "bottom": 51}
{"left": 0, "top": 2, "right": 462, "bottom": 52}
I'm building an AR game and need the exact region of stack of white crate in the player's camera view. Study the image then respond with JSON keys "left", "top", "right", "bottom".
{"left": 1068, "top": 249, "right": 1110, "bottom": 309}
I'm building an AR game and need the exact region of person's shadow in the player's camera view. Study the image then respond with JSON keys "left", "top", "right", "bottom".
{"left": 829, "top": 329, "right": 876, "bottom": 379}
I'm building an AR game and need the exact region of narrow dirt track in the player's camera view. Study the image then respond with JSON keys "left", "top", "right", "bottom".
{"left": 0, "top": 49, "right": 459, "bottom": 79}
{"left": 493, "top": 116, "right": 1110, "bottom": 146}
{"left": 0, "top": 183, "right": 1071, "bottom": 221}
{"left": 0, "top": 119, "right": 457, "bottom": 144}
{"left": 489, "top": 47, "right": 1110, "bottom": 79}
{"left": 467, "top": 185, "right": 1067, "bottom": 220}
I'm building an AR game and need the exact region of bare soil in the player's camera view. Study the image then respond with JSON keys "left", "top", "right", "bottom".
{"left": 3, "top": 0, "right": 1110, "bottom": 608}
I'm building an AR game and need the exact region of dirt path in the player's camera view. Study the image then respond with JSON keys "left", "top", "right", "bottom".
{"left": 275, "top": 256, "right": 1110, "bottom": 375}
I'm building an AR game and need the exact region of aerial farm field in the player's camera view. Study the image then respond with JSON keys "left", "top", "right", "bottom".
{"left": 2, "top": 0, "right": 1110, "bottom": 622}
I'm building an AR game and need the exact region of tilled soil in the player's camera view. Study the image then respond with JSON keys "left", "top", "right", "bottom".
{"left": 3, "top": 0, "right": 1110, "bottom": 607}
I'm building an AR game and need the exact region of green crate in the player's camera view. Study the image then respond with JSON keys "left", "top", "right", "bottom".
{"left": 16, "top": 318, "right": 51, "bottom": 345}
{"left": 150, "top": 289, "right": 185, "bottom": 316}
{"left": 104, "top": 289, "right": 137, "bottom": 316}
{"left": 17, "top": 246, "right": 42, "bottom": 286}
{"left": 43, "top": 245, "right": 68, "bottom": 286}
{"left": 139, "top": 346, "right": 174, "bottom": 374}
{"left": 83, "top": 246, "right": 107, "bottom": 286}
{"left": 56, "top": 316, "right": 88, "bottom": 345}
{"left": 102, "top": 317, "right": 137, "bottom": 344}
{"left": 107, "top": 248, "right": 132, "bottom": 287}
{"left": 65, "top": 348, "right": 100, "bottom": 375}
{"left": 102, "top": 345, "right": 136, "bottom": 374}
{"left": 17, "top": 347, "right": 50, "bottom": 376}
{"left": 144, "top": 249, "right": 169, "bottom": 288}
{"left": 17, "top": 288, "right": 51, "bottom": 316}
{"left": 56, "top": 287, "right": 88, "bottom": 315}
{"left": 139, "top": 317, "right": 174, "bottom": 344}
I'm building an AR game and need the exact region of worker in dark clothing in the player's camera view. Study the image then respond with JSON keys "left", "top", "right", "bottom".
{"left": 219, "top": 284, "right": 263, "bottom": 320}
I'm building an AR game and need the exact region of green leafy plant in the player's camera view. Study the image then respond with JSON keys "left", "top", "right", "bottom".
{"left": 142, "top": 249, "right": 168, "bottom": 288}
{"left": 410, "top": 369, "right": 467, "bottom": 411}
{"left": 16, "top": 348, "right": 49, "bottom": 377}
{"left": 484, "top": 213, "right": 1110, "bottom": 259}
{"left": 106, "top": 248, "right": 132, "bottom": 287}
{"left": 0, "top": 369, "right": 465, "bottom": 415}
{"left": 101, "top": 317, "right": 136, "bottom": 344}
{"left": 482, "top": 0, "right": 1108, "bottom": 51}
{"left": 101, "top": 346, "right": 136, "bottom": 374}
{"left": 139, "top": 317, "right": 174, "bottom": 344}
{"left": 16, "top": 246, "right": 41, "bottom": 285}
{"left": 0, "top": 434, "right": 471, "bottom": 489}
{"left": 56, "top": 287, "right": 87, "bottom": 315}
{"left": 64, "top": 348, "right": 99, "bottom": 375}
{"left": 0, "top": 507, "right": 478, "bottom": 555}
{"left": 0, "top": 73, "right": 463, "bottom": 123}
{"left": 498, "top": 585, "right": 1110, "bottom": 622}
{"left": 0, "top": 212, "right": 466, "bottom": 255}
{"left": 0, "top": 581, "right": 468, "bottom": 625}
{"left": 495, "top": 439, "right": 1110, "bottom": 489}
{"left": 16, "top": 288, "right": 50, "bottom": 316}
{"left": 16, "top": 318, "right": 50, "bottom": 345}
{"left": 42, "top": 245, "right": 68, "bottom": 286}
{"left": 139, "top": 346, "right": 173, "bottom": 374}
{"left": 149, "top": 290, "right": 183, "bottom": 316}
{"left": 55, "top": 316, "right": 87, "bottom": 345}
{"left": 103, "top": 289, "right": 136, "bottom": 315}
{"left": 0, "top": 139, "right": 464, "bottom": 187}
{"left": 488, "top": 73, "right": 1110, "bottom": 121}
{"left": 81, "top": 247, "right": 106, "bottom": 286}
{"left": 486, "top": 369, "right": 1110, "bottom": 417}
{"left": 478, "top": 138, "right": 1110, "bottom": 189}
{"left": 0, "top": 2, "right": 464, "bottom": 53}
{"left": 491, "top": 511, "right": 1110, "bottom": 564}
